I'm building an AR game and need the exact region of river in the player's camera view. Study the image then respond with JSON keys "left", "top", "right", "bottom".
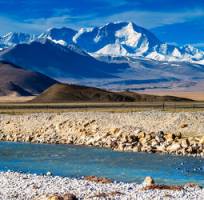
{"left": 0, "top": 142, "right": 203, "bottom": 185}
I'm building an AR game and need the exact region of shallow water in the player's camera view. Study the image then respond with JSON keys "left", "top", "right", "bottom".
{"left": 0, "top": 142, "right": 203, "bottom": 185}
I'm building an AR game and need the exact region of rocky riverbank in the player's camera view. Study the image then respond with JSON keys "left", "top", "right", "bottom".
{"left": 0, "top": 171, "right": 203, "bottom": 200}
{"left": 0, "top": 111, "right": 204, "bottom": 156}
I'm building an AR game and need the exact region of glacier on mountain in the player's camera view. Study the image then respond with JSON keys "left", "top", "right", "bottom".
{"left": 0, "top": 21, "right": 204, "bottom": 65}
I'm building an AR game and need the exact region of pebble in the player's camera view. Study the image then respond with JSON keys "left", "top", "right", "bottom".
{"left": 0, "top": 172, "right": 203, "bottom": 200}
{"left": 46, "top": 171, "right": 52, "bottom": 176}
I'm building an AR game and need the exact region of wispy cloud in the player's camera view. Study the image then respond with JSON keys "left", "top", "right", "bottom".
{"left": 0, "top": 14, "right": 93, "bottom": 34}
{"left": 0, "top": 7, "right": 204, "bottom": 35}
{"left": 75, "top": 9, "right": 204, "bottom": 29}
{"left": 191, "top": 43, "right": 204, "bottom": 48}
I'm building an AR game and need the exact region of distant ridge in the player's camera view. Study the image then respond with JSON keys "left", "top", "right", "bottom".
{"left": 31, "top": 83, "right": 193, "bottom": 103}
{"left": 0, "top": 61, "right": 57, "bottom": 96}
{"left": 0, "top": 40, "right": 129, "bottom": 79}
{"left": 0, "top": 82, "right": 32, "bottom": 96}
{"left": 31, "top": 83, "right": 135, "bottom": 103}
{"left": 0, "top": 23, "right": 204, "bottom": 93}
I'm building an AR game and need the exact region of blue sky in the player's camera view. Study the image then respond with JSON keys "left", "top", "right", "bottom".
{"left": 0, "top": 0, "right": 204, "bottom": 48}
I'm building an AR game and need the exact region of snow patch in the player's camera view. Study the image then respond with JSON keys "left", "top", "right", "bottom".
{"left": 47, "top": 36, "right": 67, "bottom": 46}
{"left": 115, "top": 22, "right": 142, "bottom": 47}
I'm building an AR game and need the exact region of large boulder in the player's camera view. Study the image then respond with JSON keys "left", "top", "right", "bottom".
{"left": 199, "top": 136, "right": 204, "bottom": 145}
{"left": 180, "top": 139, "right": 190, "bottom": 148}
{"left": 63, "top": 193, "right": 78, "bottom": 200}
{"left": 34, "top": 194, "right": 78, "bottom": 200}
{"left": 34, "top": 195, "right": 63, "bottom": 200}
{"left": 164, "top": 133, "right": 176, "bottom": 142}
{"left": 143, "top": 176, "right": 155, "bottom": 186}
{"left": 167, "top": 143, "right": 181, "bottom": 152}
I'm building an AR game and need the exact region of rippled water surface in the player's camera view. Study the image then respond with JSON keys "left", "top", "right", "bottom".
{"left": 0, "top": 142, "right": 203, "bottom": 185}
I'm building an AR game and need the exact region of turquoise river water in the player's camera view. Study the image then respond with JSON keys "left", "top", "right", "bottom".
{"left": 0, "top": 142, "right": 203, "bottom": 185}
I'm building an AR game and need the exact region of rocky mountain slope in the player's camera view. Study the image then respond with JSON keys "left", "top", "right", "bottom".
{"left": 31, "top": 83, "right": 192, "bottom": 103}
{"left": 0, "top": 32, "right": 36, "bottom": 50}
{"left": 0, "top": 39, "right": 129, "bottom": 79}
{"left": 0, "top": 61, "right": 57, "bottom": 96}
{"left": 39, "top": 27, "right": 77, "bottom": 46}
{"left": 31, "top": 83, "right": 135, "bottom": 103}
{"left": 0, "top": 22, "right": 204, "bottom": 92}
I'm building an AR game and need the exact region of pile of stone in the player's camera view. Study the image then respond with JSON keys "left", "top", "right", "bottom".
{"left": 0, "top": 124, "right": 204, "bottom": 156}
{"left": 0, "top": 112, "right": 204, "bottom": 156}
{"left": 107, "top": 129, "right": 204, "bottom": 156}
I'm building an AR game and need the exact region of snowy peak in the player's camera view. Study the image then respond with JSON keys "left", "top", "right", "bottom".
{"left": 0, "top": 32, "right": 36, "bottom": 47}
{"left": 0, "top": 21, "right": 204, "bottom": 65}
{"left": 148, "top": 43, "right": 204, "bottom": 63}
{"left": 115, "top": 22, "right": 144, "bottom": 47}
{"left": 72, "top": 21, "right": 161, "bottom": 55}
{"left": 39, "top": 27, "right": 77, "bottom": 45}
{"left": 114, "top": 21, "right": 160, "bottom": 47}
{"left": 73, "top": 21, "right": 204, "bottom": 65}
{"left": 96, "top": 43, "right": 128, "bottom": 56}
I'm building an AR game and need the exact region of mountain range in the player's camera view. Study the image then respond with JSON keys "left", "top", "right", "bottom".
{"left": 0, "top": 21, "right": 204, "bottom": 92}
{"left": 0, "top": 39, "right": 129, "bottom": 80}
{"left": 0, "top": 61, "right": 192, "bottom": 102}
{"left": 1, "top": 22, "right": 204, "bottom": 65}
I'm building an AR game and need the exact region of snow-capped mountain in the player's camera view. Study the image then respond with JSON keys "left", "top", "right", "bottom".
{"left": 1, "top": 21, "right": 204, "bottom": 93}
{"left": 1, "top": 22, "right": 204, "bottom": 65}
{"left": 72, "top": 22, "right": 160, "bottom": 54}
{"left": 0, "top": 32, "right": 36, "bottom": 48}
{"left": 39, "top": 22, "right": 204, "bottom": 65}
{"left": 38, "top": 27, "right": 77, "bottom": 46}
{"left": 145, "top": 43, "right": 204, "bottom": 64}
{"left": 72, "top": 22, "right": 204, "bottom": 65}
{"left": 0, "top": 39, "right": 129, "bottom": 79}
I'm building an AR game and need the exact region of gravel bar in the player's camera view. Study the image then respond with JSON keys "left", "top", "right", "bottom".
{"left": 0, "top": 172, "right": 203, "bottom": 200}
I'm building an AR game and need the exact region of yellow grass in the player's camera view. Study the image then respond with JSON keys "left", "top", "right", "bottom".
{"left": 0, "top": 102, "right": 203, "bottom": 114}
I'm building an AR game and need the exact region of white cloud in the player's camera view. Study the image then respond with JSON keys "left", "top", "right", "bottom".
{"left": 87, "top": 9, "right": 204, "bottom": 29}
{"left": 0, "top": 8, "right": 204, "bottom": 35}
{"left": 191, "top": 42, "right": 204, "bottom": 48}
{"left": 0, "top": 15, "right": 88, "bottom": 34}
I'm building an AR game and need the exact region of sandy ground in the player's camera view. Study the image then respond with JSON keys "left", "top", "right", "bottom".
{"left": 0, "top": 96, "right": 34, "bottom": 103}
{"left": 138, "top": 80, "right": 204, "bottom": 101}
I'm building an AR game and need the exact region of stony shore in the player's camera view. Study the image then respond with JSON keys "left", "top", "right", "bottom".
{"left": 0, "top": 171, "right": 203, "bottom": 200}
{"left": 0, "top": 111, "right": 204, "bottom": 156}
